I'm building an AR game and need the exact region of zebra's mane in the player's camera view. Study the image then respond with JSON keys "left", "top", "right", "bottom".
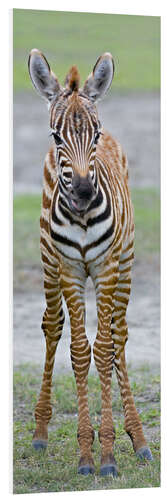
{"left": 65, "top": 65, "right": 80, "bottom": 92}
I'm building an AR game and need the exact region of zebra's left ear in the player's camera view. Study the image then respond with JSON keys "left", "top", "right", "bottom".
{"left": 83, "top": 53, "right": 114, "bottom": 102}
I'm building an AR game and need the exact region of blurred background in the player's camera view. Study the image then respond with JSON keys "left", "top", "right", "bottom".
{"left": 13, "top": 9, "right": 160, "bottom": 493}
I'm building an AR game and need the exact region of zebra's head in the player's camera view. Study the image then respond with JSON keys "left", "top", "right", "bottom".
{"left": 28, "top": 49, "right": 114, "bottom": 216}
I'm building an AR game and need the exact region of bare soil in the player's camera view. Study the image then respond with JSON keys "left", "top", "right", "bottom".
{"left": 13, "top": 92, "right": 160, "bottom": 372}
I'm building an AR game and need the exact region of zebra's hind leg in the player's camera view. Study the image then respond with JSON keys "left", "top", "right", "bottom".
{"left": 113, "top": 270, "right": 153, "bottom": 461}
{"left": 32, "top": 277, "right": 65, "bottom": 451}
{"left": 114, "top": 343, "right": 153, "bottom": 461}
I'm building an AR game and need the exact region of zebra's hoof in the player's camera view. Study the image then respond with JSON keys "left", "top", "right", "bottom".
{"left": 100, "top": 463, "right": 118, "bottom": 477}
{"left": 136, "top": 446, "right": 153, "bottom": 461}
{"left": 78, "top": 464, "right": 95, "bottom": 475}
{"left": 32, "top": 439, "right": 48, "bottom": 451}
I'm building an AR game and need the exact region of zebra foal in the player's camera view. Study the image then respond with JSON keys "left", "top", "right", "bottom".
{"left": 28, "top": 49, "right": 153, "bottom": 476}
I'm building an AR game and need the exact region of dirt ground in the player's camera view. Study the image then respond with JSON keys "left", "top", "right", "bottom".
{"left": 13, "top": 91, "right": 160, "bottom": 372}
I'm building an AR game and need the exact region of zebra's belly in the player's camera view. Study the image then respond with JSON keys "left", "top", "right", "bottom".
{"left": 50, "top": 216, "right": 115, "bottom": 265}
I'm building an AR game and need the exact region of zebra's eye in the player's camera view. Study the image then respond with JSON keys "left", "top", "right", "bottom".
{"left": 52, "top": 132, "right": 62, "bottom": 145}
{"left": 94, "top": 132, "right": 100, "bottom": 145}
{"left": 63, "top": 172, "right": 72, "bottom": 181}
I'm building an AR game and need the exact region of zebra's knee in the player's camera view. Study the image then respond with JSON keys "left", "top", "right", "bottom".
{"left": 41, "top": 307, "right": 65, "bottom": 339}
{"left": 112, "top": 315, "right": 129, "bottom": 353}
{"left": 93, "top": 337, "right": 115, "bottom": 376}
{"left": 70, "top": 338, "right": 91, "bottom": 378}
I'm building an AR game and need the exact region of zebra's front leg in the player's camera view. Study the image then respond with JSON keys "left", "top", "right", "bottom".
{"left": 32, "top": 279, "right": 64, "bottom": 451}
{"left": 93, "top": 313, "right": 117, "bottom": 477}
{"left": 93, "top": 264, "right": 119, "bottom": 477}
{"left": 71, "top": 335, "right": 95, "bottom": 475}
{"left": 62, "top": 269, "right": 95, "bottom": 475}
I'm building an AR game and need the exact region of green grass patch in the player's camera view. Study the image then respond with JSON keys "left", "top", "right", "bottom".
{"left": 132, "top": 188, "right": 160, "bottom": 256}
{"left": 13, "top": 9, "right": 160, "bottom": 91}
{"left": 13, "top": 363, "right": 160, "bottom": 493}
{"left": 13, "top": 188, "right": 160, "bottom": 273}
{"left": 13, "top": 194, "right": 41, "bottom": 269}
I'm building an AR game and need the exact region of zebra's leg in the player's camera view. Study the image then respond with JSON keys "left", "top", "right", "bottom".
{"left": 32, "top": 266, "right": 64, "bottom": 451}
{"left": 61, "top": 266, "right": 95, "bottom": 475}
{"left": 93, "top": 259, "right": 119, "bottom": 477}
{"left": 113, "top": 267, "right": 153, "bottom": 461}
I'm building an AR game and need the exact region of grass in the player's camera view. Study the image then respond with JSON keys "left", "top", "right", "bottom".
{"left": 13, "top": 363, "right": 160, "bottom": 493}
{"left": 13, "top": 188, "right": 160, "bottom": 273}
{"left": 131, "top": 188, "right": 160, "bottom": 256}
{"left": 13, "top": 9, "right": 160, "bottom": 91}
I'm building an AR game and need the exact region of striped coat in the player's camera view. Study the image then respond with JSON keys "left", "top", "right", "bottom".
{"left": 28, "top": 49, "right": 153, "bottom": 476}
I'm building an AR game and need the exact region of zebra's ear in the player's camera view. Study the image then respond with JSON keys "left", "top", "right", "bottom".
{"left": 83, "top": 53, "right": 114, "bottom": 102}
{"left": 28, "top": 49, "right": 61, "bottom": 102}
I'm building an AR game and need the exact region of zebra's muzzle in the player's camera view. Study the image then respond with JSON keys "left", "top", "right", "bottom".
{"left": 69, "top": 173, "right": 96, "bottom": 215}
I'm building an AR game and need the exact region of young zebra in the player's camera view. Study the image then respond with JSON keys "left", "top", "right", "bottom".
{"left": 28, "top": 49, "right": 153, "bottom": 476}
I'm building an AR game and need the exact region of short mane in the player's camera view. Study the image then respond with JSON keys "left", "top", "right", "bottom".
{"left": 65, "top": 65, "right": 80, "bottom": 92}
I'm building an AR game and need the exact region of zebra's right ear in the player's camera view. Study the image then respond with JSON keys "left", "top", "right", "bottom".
{"left": 83, "top": 53, "right": 114, "bottom": 102}
{"left": 28, "top": 49, "right": 61, "bottom": 102}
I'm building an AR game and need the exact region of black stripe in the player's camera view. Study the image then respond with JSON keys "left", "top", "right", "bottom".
{"left": 51, "top": 190, "right": 63, "bottom": 226}
{"left": 51, "top": 209, "right": 63, "bottom": 226}
{"left": 87, "top": 203, "right": 111, "bottom": 226}
{"left": 88, "top": 187, "right": 103, "bottom": 210}
{"left": 59, "top": 178, "right": 68, "bottom": 193}
{"left": 83, "top": 214, "right": 115, "bottom": 256}
{"left": 50, "top": 229, "right": 82, "bottom": 254}
{"left": 88, "top": 238, "right": 115, "bottom": 264}
{"left": 87, "top": 170, "right": 112, "bottom": 226}
{"left": 94, "top": 170, "right": 98, "bottom": 190}
{"left": 87, "top": 189, "right": 111, "bottom": 227}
